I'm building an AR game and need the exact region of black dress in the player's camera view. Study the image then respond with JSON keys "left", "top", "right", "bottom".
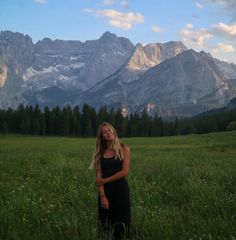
{"left": 98, "top": 154, "right": 131, "bottom": 239}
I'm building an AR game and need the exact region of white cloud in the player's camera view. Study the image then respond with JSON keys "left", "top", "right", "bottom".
{"left": 179, "top": 22, "right": 236, "bottom": 63}
{"left": 83, "top": 8, "right": 94, "bottom": 13}
{"left": 152, "top": 25, "right": 164, "bottom": 33}
{"left": 102, "top": 0, "right": 116, "bottom": 6}
{"left": 120, "top": 1, "right": 129, "bottom": 8}
{"left": 85, "top": 9, "right": 144, "bottom": 30}
{"left": 195, "top": 2, "right": 204, "bottom": 8}
{"left": 186, "top": 23, "right": 193, "bottom": 29}
{"left": 180, "top": 24, "right": 213, "bottom": 48}
{"left": 34, "top": 0, "right": 47, "bottom": 3}
{"left": 212, "top": 22, "right": 236, "bottom": 38}
{"left": 101, "top": 0, "right": 129, "bottom": 8}
{"left": 213, "top": 43, "right": 235, "bottom": 53}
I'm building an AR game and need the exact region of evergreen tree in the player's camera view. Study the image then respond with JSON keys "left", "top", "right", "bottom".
{"left": 53, "top": 106, "right": 62, "bottom": 135}
{"left": 226, "top": 121, "right": 236, "bottom": 131}
{"left": 128, "top": 112, "right": 139, "bottom": 137}
{"left": 0, "top": 110, "right": 6, "bottom": 133}
{"left": 40, "top": 113, "right": 46, "bottom": 135}
{"left": 32, "top": 104, "right": 41, "bottom": 135}
{"left": 114, "top": 108, "right": 123, "bottom": 136}
{"left": 1, "top": 102, "right": 236, "bottom": 137}
{"left": 44, "top": 106, "right": 50, "bottom": 135}
{"left": 81, "top": 104, "right": 94, "bottom": 136}
{"left": 73, "top": 106, "right": 81, "bottom": 136}
{"left": 109, "top": 107, "right": 116, "bottom": 126}
{"left": 62, "top": 105, "right": 70, "bottom": 136}
{"left": 5, "top": 108, "right": 14, "bottom": 133}
{"left": 140, "top": 109, "right": 151, "bottom": 137}
{"left": 1, "top": 121, "right": 8, "bottom": 135}
{"left": 97, "top": 105, "right": 110, "bottom": 125}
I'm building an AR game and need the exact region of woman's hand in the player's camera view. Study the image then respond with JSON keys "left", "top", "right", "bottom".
{"left": 101, "top": 196, "right": 109, "bottom": 209}
{"left": 96, "top": 177, "right": 106, "bottom": 186}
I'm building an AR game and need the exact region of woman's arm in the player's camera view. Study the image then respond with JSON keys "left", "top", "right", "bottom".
{"left": 96, "top": 146, "right": 130, "bottom": 186}
{"left": 95, "top": 162, "right": 109, "bottom": 209}
{"left": 95, "top": 163, "right": 106, "bottom": 197}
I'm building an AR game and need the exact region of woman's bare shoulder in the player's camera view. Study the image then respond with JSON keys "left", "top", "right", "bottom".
{"left": 122, "top": 144, "right": 130, "bottom": 153}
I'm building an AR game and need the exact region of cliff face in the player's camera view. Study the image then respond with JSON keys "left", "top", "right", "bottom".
{"left": 1, "top": 30, "right": 236, "bottom": 118}
{"left": 0, "top": 31, "right": 34, "bottom": 108}
{"left": 80, "top": 49, "right": 236, "bottom": 118}
{"left": 0, "top": 31, "right": 134, "bottom": 108}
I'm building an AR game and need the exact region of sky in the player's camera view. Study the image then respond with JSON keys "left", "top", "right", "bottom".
{"left": 1, "top": 0, "right": 236, "bottom": 63}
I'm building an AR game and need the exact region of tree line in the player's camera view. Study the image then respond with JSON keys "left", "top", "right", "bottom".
{"left": 0, "top": 103, "right": 236, "bottom": 137}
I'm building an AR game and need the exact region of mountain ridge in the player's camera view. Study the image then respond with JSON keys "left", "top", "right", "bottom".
{"left": 0, "top": 30, "right": 236, "bottom": 118}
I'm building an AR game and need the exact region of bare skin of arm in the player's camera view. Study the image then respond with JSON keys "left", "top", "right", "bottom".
{"left": 96, "top": 146, "right": 130, "bottom": 186}
{"left": 96, "top": 163, "right": 109, "bottom": 209}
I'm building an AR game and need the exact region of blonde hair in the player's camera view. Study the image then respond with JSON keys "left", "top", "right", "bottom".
{"left": 89, "top": 122, "right": 124, "bottom": 170}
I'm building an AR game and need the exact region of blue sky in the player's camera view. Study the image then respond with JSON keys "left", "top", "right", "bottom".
{"left": 1, "top": 0, "right": 236, "bottom": 63}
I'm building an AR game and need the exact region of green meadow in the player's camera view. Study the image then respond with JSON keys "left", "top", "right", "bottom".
{"left": 0, "top": 131, "right": 235, "bottom": 240}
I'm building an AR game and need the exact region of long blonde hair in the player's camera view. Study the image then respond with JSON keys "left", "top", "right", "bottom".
{"left": 89, "top": 122, "right": 124, "bottom": 170}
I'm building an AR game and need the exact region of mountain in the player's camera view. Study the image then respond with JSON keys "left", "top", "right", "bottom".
{"left": 127, "top": 50, "right": 236, "bottom": 118}
{"left": 214, "top": 58, "right": 236, "bottom": 88}
{"left": 125, "top": 41, "right": 187, "bottom": 82}
{"left": 214, "top": 58, "right": 236, "bottom": 80}
{"left": 0, "top": 31, "right": 134, "bottom": 108}
{"left": 80, "top": 49, "right": 236, "bottom": 119}
{"left": 0, "top": 31, "right": 34, "bottom": 108}
{"left": 77, "top": 41, "right": 188, "bottom": 111}
{"left": 1, "top": 30, "right": 236, "bottom": 119}
{"left": 194, "top": 97, "right": 236, "bottom": 117}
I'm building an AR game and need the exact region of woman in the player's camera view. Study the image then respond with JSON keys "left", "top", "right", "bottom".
{"left": 90, "top": 122, "right": 131, "bottom": 239}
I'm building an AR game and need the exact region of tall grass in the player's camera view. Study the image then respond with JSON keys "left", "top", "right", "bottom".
{"left": 0, "top": 132, "right": 235, "bottom": 239}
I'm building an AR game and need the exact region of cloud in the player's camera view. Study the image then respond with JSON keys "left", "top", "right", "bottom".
{"left": 195, "top": 2, "right": 204, "bottom": 8}
{"left": 85, "top": 9, "right": 144, "bottom": 30}
{"left": 209, "top": 0, "right": 236, "bottom": 21}
{"left": 83, "top": 8, "right": 94, "bottom": 13}
{"left": 213, "top": 43, "right": 235, "bottom": 53}
{"left": 180, "top": 24, "right": 213, "bottom": 48}
{"left": 152, "top": 25, "right": 164, "bottom": 33}
{"left": 186, "top": 23, "right": 193, "bottom": 29}
{"left": 212, "top": 22, "right": 236, "bottom": 38}
{"left": 120, "top": 1, "right": 129, "bottom": 8}
{"left": 34, "top": 0, "right": 47, "bottom": 3}
{"left": 209, "top": 0, "right": 236, "bottom": 8}
{"left": 102, "top": 0, "right": 116, "bottom": 6}
{"left": 101, "top": 0, "right": 129, "bottom": 8}
{"left": 179, "top": 22, "right": 236, "bottom": 63}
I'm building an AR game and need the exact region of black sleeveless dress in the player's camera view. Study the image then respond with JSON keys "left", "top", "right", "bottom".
{"left": 97, "top": 154, "right": 131, "bottom": 239}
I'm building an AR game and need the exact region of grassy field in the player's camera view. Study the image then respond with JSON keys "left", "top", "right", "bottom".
{"left": 0, "top": 131, "right": 235, "bottom": 240}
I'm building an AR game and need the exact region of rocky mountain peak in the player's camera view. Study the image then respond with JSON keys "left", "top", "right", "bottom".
{"left": 1, "top": 30, "right": 235, "bottom": 118}
{"left": 0, "top": 31, "right": 32, "bottom": 44}
{"left": 0, "top": 31, "right": 34, "bottom": 71}
{"left": 127, "top": 41, "right": 187, "bottom": 72}
{"left": 35, "top": 37, "right": 57, "bottom": 52}
{"left": 124, "top": 48, "right": 236, "bottom": 118}
{"left": 0, "top": 31, "right": 34, "bottom": 56}
{"left": 100, "top": 31, "right": 117, "bottom": 40}
{"left": 214, "top": 58, "right": 236, "bottom": 80}
{"left": 97, "top": 31, "right": 134, "bottom": 51}
{"left": 127, "top": 43, "right": 153, "bottom": 71}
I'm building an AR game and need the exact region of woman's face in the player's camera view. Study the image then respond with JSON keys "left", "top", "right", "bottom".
{"left": 101, "top": 125, "right": 115, "bottom": 141}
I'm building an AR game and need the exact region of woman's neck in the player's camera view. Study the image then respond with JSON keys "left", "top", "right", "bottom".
{"left": 106, "top": 141, "right": 113, "bottom": 150}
